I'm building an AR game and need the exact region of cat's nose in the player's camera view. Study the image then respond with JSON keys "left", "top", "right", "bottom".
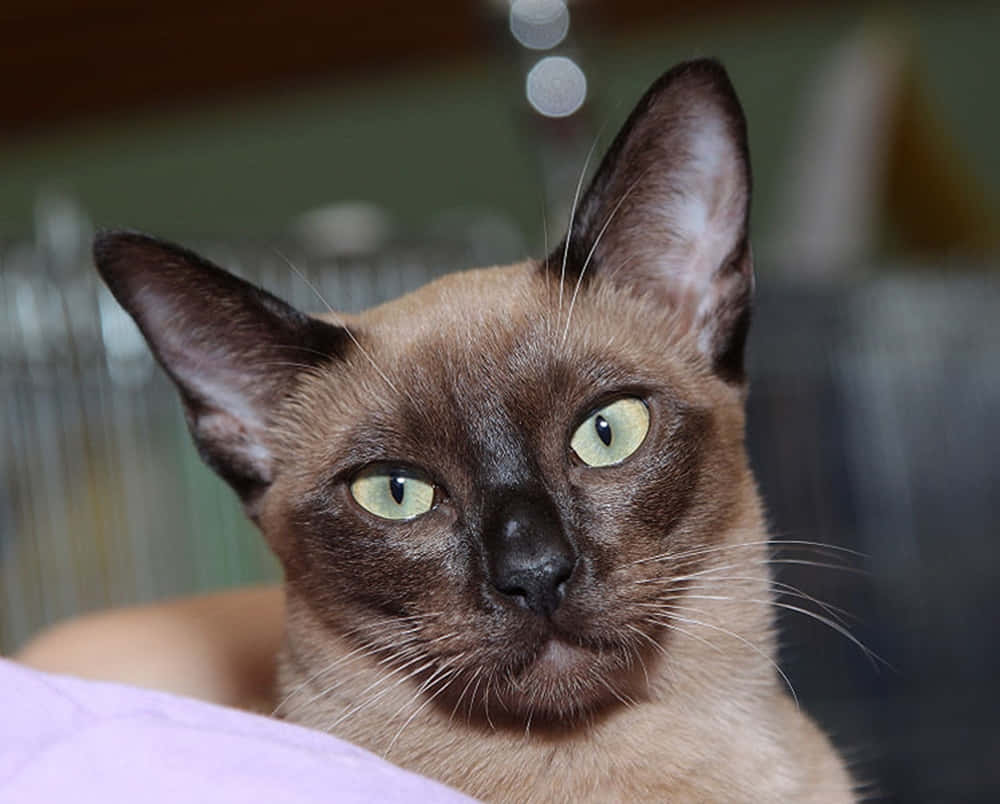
{"left": 484, "top": 493, "right": 577, "bottom": 618}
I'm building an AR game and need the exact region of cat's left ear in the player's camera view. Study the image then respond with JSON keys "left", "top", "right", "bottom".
{"left": 550, "top": 59, "right": 753, "bottom": 383}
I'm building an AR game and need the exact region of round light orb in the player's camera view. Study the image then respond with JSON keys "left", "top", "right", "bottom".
{"left": 509, "top": 0, "right": 569, "bottom": 51}
{"left": 525, "top": 56, "right": 587, "bottom": 118}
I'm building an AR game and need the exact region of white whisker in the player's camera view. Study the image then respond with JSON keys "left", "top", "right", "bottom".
{"left": 449, "top": 665, "right": 483, "bottom": 726}
{"left": 671, "top": 595, "right": 887, "bottom": 670}
{"left": 384, "top": 659, "right": 464, "bottom": 757}
{"left": 483, "top": 672, "right": 496, "bottom": 731}
{"left": 272, "top": 248, "right": 414, "bottom": 405}
{"left": 631, "top": 537, "right": 865, "bottom": 567}
{"left": 644, "top": 607, "right": 799, "bottom": 708}
{"left": 634, "top": 557, "right": 866, "bottom": 587}
{"left": 561, "top": 170, "right": 648, "bottom": 349}
{"left": 559, "top": 132, "right": 604, "bottom": 321}
{"left": 466, "top": 668, "right": 485, "bottom": 723}
{"left": 672, "top": 575, "right": 856, "bottom": 626}
{"left": 326, "top": 654, "right": 440, "bottom": 732}
{"left": 273, "top": 638, "right": 375, "bottom": 717}
{"left": 622, "top": 625, "right": 652, "bottom": 689}
{"left": 284, "top": 633, "right": 424, "bottom": 718}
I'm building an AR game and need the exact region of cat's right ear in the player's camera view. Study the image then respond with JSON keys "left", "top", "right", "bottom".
{"left": 550, "top": 59, "right": 753, "bottom": 384}
{"left": 94, "top": 231, "right": 347, "bottom": 514}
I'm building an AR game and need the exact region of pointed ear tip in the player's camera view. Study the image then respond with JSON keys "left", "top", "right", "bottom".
{"left": 93, "top": 229, "right": 144, "bottom": 274}
{"left": 668, "top": 57, "right": 733, "bottom": 84}
{"left": 93, "top": 229, "right": 155, "bottom": 260}
{"left": 93, "top": 230, "right": 130, "bottom": 287}
{"left": 92, "top": 230, "right": 190, "bottom": 289}
{"left": 655, "top": 58, "right": 743, "bottom": 110}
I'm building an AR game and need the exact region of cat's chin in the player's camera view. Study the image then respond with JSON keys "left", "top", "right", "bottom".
{"left": 485, "top": 634, "right": 643, "bottom": 725}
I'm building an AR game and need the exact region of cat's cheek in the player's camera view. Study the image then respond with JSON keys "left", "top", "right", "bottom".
{"left": 282, "top": 487, "right": 448, "bottom": 594}
{"left": 367, "top": 503, "right": 460, "bottom": 562}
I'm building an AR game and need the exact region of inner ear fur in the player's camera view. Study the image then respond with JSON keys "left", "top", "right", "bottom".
{"left": 94, "top": 230, "right": 348, "bottom": 510}
{"left": 548, "top": 58, "right": 754, "bottom": 383}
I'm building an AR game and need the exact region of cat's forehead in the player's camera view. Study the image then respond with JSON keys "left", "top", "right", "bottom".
{"left": 354, "top": 261, "right": 543, "bottom": 336}
{"left": 300, "top": 260, "right": 715, "bottom": 432}
{"left": 351, "top": 261, "right": 699, "bottom": 390}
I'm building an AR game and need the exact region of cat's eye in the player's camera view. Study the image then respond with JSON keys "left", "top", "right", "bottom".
{"left": 350, "top": 467, "right": 436, "bottom": 521}
{"left": 570, "top": 397, "right": 650, "bottom": 467}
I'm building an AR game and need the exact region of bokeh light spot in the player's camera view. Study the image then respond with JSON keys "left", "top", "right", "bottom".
{"left": 509, "top": 0, "right": 570, "bottom": 51}
{"left": 525, "top": 56, "right": 587, "bottom": 118}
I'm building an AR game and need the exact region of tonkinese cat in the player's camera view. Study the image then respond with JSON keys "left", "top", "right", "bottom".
{"left": 94, "top": 60, "right": 854, "bottom": 801}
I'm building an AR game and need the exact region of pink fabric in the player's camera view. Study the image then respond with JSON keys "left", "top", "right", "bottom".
{"left": 0, "top": 659, "right": 474, "bottom": 803}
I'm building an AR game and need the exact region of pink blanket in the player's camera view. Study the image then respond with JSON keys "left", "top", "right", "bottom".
{"left": 0, "top": 659, "right": 473, "bottom": 803}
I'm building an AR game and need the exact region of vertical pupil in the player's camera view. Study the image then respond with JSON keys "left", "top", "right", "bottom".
{"left": 389, "top": 475, "right": 405, "bottom": 504}
{"left": 595, "top": 415, "right": 612, "bottom": 446}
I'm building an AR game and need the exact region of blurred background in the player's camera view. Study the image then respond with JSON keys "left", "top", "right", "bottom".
{"left": 1, "top": 1, "right": 998, "bottom": 801}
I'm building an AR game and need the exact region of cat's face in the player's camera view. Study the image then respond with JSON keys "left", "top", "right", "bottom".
{"left": 265, "top": 263, "right": 753, "bottom": 721}
{"left": 95, "top": 60, "right": 766, "bottom": 727}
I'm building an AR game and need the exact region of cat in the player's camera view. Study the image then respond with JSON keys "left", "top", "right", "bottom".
{"left": 93, "top": 59, "right": 854, "bottom": 802}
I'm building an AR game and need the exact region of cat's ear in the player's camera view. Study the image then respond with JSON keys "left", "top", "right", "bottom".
{"left": 551, "top": 59, "right": 753, "bottom": 383}
{"left": 94, "top": 231, "right": 347, "bottom": 512}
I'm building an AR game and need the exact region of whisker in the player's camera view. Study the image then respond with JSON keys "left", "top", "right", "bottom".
{"left": 561, "top": 170, "right": 648, "bottom": 349}
{"left": 622, "top": 625, "right": 652, "bottom": 689}
{"left": 541, "top": 197, "right": 553, "bottom": 343}
{"left": 283, "top": 631, "right": 425, "bottom": 717}
{"left": 768, "top": 538, "right": 869, "bottom": 560}
{"left": 384, "top": 659, "right": 465, "bottom": 757}
{"left": 601, "top": 253, "right": 641, "bottom": 287}
{"left": 272, "top": 248, "right": 413, "bottom": 405}
{"left": 644, "top": 608, "right": 799, "bottom": 708}
{"left": 278, "top": 625, "right": 417, "bottom": 717}
{"left": 594, "top": 668, "right": 636, "bottom": 709}
{"left": 483, "top": 673, "right": 496, "bottom": 731}
{"left": 268, "top": 342, "right": 353, "bottom": 360}
{"left": 449, "top": 665, "right": 483, "bottom": 726}
{"left": 757, "top": 558, "right": 867, "bottom": 575}
{"left": 638, "top": 613, "right": 726, "bottom": 658}
{"left": 648, "top": 576, "right": 856, "bottom": 627}
{"left": 647, "top": 586, "right": 890, "bottom": 679}
{"left": 765, "top": 600, "right": 887, "bottom": 670}
{"left": 326, "top": 653, "right": 440, "bottom": 731}
{"left": 272, "top": 637, "right": 378, "bottom": 716}
{"left": 268, "top": 343, "right": 354, "bottom": 360}
{"left": 559, "top": 132, "right": 604, "bottom": 321}
{"left": 631, "top": 538, "right": 866, "bottom": 568}
{"left": 258, "top": 361, "right": 335, "bottom": 373}
{"left": 634, "top": 558, "right": 868, "bottom": 587}
{"left": 466, "top": 667, "right": 485, "bottom": 723}
{"left": 315, "top": 628, "right": 456, "bottom": 725}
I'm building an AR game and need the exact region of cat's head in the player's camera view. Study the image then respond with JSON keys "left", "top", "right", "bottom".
{"left": 95, "top": 60, "right": 770, "bottom": 727}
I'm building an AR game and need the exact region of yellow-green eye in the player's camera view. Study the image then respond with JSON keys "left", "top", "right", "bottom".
{"left": 350, "top": 467, "right": 436, "bottom": 520}
{"left": 570, "top": 397, "right": 649, "bottom": 467}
